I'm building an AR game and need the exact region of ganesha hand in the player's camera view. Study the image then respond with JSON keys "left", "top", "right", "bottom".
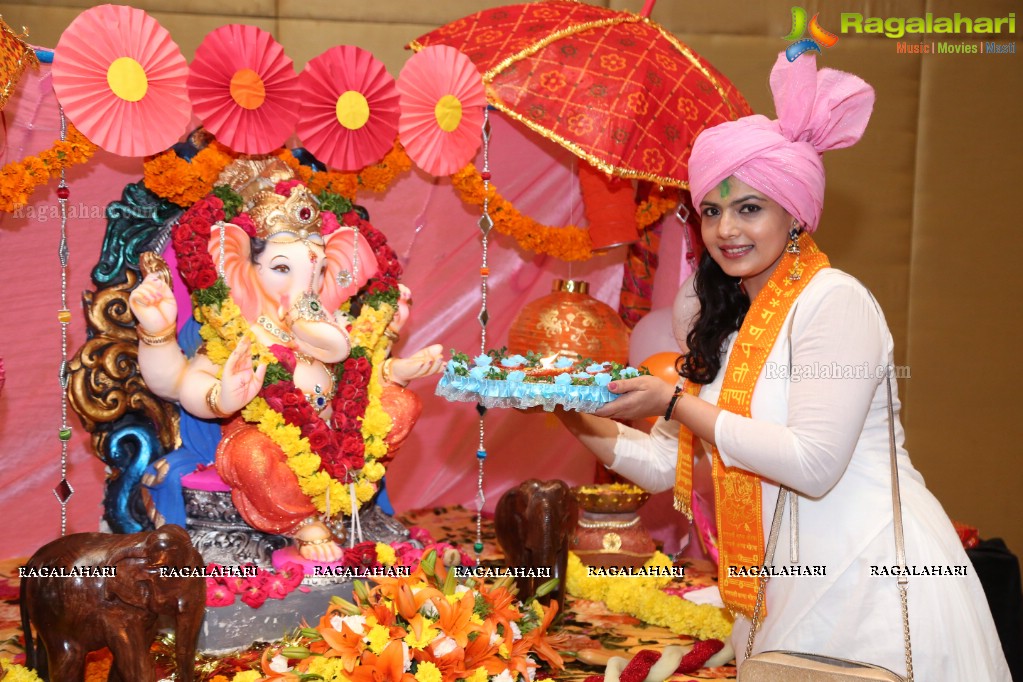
{"left": 389, "top": 284, "right": 414, "bottom": 335}
{"left": 218, "top": 336, "right": 268, "bottom": 414}
{"left": 386, "top": 344, "right": 445, "bottom": 386}
{"left": 128, "top": 273, "right": 178, "bottom": 336}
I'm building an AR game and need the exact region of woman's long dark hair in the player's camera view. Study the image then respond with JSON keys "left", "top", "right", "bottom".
{"left": 676, "top": 251, "right": 750, "bottom": 384}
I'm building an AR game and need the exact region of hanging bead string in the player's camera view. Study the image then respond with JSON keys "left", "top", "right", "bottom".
{"left": 474, "top": 107, "right": 494, "bottom": 564}
{"left": 55, "top": 106, "right": 75, "bottom": 535}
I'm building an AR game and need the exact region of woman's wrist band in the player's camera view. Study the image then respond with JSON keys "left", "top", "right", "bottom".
{"left": 665, "top": 385, "right": 684, "bottom": 421}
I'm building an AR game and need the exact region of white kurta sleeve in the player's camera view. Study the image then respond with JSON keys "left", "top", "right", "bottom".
{"left": 715, "top": 276, "right": 886, "bottom": 498}
{"left": 607, "top": 419, "right": 680, "bottom": 493}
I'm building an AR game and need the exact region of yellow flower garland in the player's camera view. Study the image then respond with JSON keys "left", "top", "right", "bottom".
{"left": 0, "top": 124, "right": 98, "bottom": 212}
{"left": 0, "top": 658, "right": 43, "bottom": 682}
{"left": 566, "top": 551, "right": 733, "bottom": 641}
{"left": 201, "top": 291, "right": 394, "bottom": 517}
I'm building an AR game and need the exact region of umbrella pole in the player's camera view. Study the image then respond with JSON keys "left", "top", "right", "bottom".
{"left": 639, "top": 0, "right": 657, "bottom": 18}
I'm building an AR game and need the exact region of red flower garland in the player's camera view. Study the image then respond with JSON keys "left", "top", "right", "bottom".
{"left": 172, "top": 194, "right": 223, "bottom": 291}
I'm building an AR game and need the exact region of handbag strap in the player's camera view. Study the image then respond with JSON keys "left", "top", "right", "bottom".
{"left": 743, "top": 287, "right": 914, "bottom": 681}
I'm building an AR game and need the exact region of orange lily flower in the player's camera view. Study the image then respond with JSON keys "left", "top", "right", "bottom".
{"left": 348, "top": 640, "right": 416, "bottom": 682}
{"left": 517, "top": 601, "right": 565, "bottom": 670}
{"left": 431, "top": 591, "right": 477, "bottom": 648}
{"left": 416, "top": 640, "right": 466, "bottom": 682}
{"left": 476, "top": 583, "right": 521, "bottom": 635}
{"left": 368, "top": 567, "right": 432, "bottom": 608}
{"left": 316, "top": 618, "right": 367, "bottom": 672}
{"left": 380, "top": 580, "right": 444, "bottom": 621}
{"left": 364, "top": 598, "right": 398, "bottom": 627}
{"left": 457, "top": 619, "right": 505, "bottom": 677}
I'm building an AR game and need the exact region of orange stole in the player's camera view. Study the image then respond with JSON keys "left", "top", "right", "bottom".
{"left": 673, "top": 233, "right": 829, "bottom": 618}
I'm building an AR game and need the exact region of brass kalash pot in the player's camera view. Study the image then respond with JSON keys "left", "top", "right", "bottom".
{"left": 507, "top": 279, "right": 630, "bottom": 364}
{"left": 570, "top": 484, "right": 656, "bottom": 567}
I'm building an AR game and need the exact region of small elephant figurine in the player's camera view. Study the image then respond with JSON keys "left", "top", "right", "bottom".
{"left": 495, "top": 479, "right": 578, "bottom": 607}
{"left": 19, "top": 525, "right": 205, "bottom": 682}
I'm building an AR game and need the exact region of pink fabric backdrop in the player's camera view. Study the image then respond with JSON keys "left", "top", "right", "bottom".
{"left": 0, "top": 62, "right": 690, "bottom": 560}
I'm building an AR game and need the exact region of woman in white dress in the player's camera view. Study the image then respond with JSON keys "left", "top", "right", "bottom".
{"left": 556, "top": 53, "right": 1011, "bottom": 679}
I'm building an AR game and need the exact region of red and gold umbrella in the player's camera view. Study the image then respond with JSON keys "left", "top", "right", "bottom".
{"left": 409, "top": 0, "right": 752, "bottom": 188}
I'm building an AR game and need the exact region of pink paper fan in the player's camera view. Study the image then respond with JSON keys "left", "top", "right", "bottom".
{"left": 397, "top": 45, "right": 485, "bottom": 177}
{"left": 188, "top": 25, "right": 299, "bottom": 154}
{"left": 297, "top": 46, "right": 399, "bottom": 171}
{"left": 52, "top": 5, "right": 190, "bottom": 157}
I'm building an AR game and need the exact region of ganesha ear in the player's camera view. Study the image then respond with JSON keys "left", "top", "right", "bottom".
{"left": 208, "top": 222, "right": 263, "bottom": 321}
{"left": 321, "top": 227, "right": 381, "bottom": 311}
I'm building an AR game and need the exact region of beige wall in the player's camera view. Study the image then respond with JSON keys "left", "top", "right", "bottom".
{"left": 3, "top": 0, "right": 1020, "bottom": 552}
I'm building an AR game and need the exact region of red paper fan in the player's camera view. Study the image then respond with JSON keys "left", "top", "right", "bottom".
{"left": 52, "top": 5, "right": 190, "bottom": 157}
{"left": 297, "top": 46, "right": 399, "bottom": 171}
{"left": 397, "top": 45, "right": 485, "bottom": 177}
{"left": 188, "top": 24, "right": 299, "bottom": 154}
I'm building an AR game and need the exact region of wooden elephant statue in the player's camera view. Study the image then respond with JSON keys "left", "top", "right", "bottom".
{"left": 19, "top": 524, "right": 205, "bottom": 682}
{"left": 495, "top": 479, "right": 578, "bottom": 606}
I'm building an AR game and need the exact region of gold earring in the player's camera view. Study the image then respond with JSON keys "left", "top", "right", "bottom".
{"left": 786, "top": 227, "right": 802, "bottom": 281}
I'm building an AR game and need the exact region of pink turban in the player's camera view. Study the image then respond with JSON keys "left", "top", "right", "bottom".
{"left": 688, "top": 53, "right": 875, "bottom": 233}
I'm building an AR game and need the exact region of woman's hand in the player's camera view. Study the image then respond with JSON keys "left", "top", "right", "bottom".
{"left": 218, "top": 337, "right": 268, "bottom": 414}
{"left": 128, "top": 273, "right": 178, "bottom": 335}
{"left": 594, "top": 375, "right": 676, "bottom": 421}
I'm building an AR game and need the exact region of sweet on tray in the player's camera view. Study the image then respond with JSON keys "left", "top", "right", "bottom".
{"left": 435, "top": 348, "right": 649, "bottom": 412}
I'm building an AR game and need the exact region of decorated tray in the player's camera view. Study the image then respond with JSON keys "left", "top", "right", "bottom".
{"left": 435, "top": 349, "right": 648, "bottom": 412}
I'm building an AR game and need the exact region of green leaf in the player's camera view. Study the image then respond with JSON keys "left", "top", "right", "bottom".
{"left": 212, "top": 185, "right": 243, "bottom": 221}
{"left": 361, "top": 285, "right": 400, "bottom": 310}
{"left": 193, "top": 278, "right": 230, "bottom": 307}
{"left": 318, "top": 190, "right": 353, "bottom": 216}
{"left": 264, "top": 363, "right": 293, "bottom": 387}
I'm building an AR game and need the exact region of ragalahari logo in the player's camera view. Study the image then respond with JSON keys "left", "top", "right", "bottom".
{"left": 784, "top": 7, "right": 839, "bottom": 61}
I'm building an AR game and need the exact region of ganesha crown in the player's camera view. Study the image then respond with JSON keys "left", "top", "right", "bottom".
{"left": 248, "top": 185, "right": 322, "bottom": 242}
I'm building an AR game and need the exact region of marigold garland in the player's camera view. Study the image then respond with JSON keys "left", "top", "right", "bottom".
{"left": 451, "top": 163, "right": 677, "bottom": 262}
{"left": 565, "top": 551, "right": 733, "bottom": 641}
{"left": 143, "top": 139, "right": 413, "bottom": 210}
{"left": 0, "top": 123, "right": 98, "bottom": 212}
{"left": 143, "top": 138, "right": 676, "bottom": 262}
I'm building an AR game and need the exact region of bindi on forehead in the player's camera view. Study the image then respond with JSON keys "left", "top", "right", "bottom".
{"left": 718, "top": 178, "right": 731, "bottom": 198}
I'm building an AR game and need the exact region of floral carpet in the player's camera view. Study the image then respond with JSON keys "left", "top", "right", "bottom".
{"left": 1, "top": 506, "right": 736, "bottom": 680}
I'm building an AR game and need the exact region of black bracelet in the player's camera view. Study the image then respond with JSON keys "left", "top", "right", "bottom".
{"left": 664, "top": 385, "right": 684, "bottom": 421}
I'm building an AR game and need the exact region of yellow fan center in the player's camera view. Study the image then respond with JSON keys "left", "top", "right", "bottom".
{"left": 230, "top": 68, "right": 266, "bottom": 110}
{"left": 336, "top": 91, "right": 370, "bottom": 130}
{"left": 107, "top": 57, "right": 148, "bottom": 102}
{"left": 435, "top": 94, "right": 463, "bottom": 133}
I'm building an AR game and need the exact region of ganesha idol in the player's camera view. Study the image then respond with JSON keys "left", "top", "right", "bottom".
{"left": 127, "top": 158, "right": 443, "bottom": 564}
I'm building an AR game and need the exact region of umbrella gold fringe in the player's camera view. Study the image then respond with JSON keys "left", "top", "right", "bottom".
{"left": 412, "top": 11, "right": 751, "bottom": 189}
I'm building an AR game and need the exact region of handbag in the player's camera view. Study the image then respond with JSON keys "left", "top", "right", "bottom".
{"left": 737, "top": 291, "right": 914, "bottom": 682}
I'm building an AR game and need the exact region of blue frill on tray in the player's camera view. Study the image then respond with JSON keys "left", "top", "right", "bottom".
{"left": 435, "top": 360, "right": 619, "bottom": 413}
